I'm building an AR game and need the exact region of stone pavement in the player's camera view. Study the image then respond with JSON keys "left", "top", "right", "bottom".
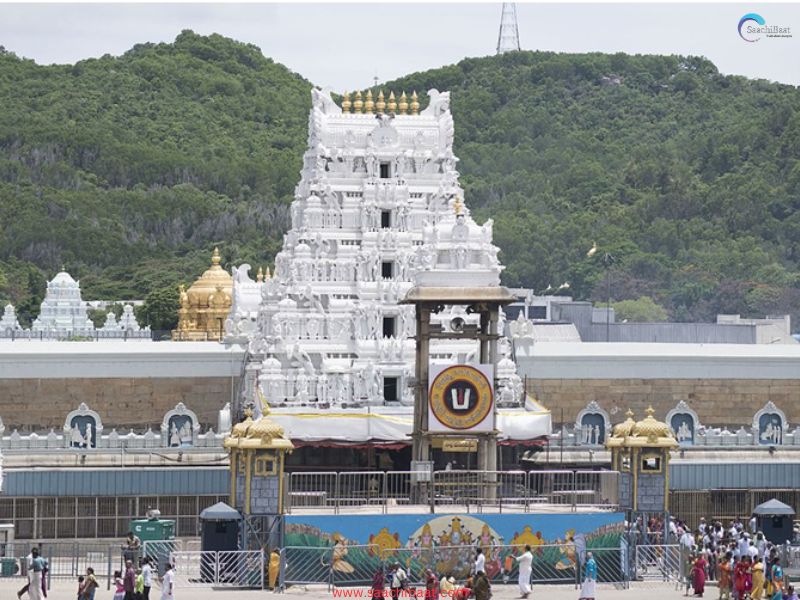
{"left": 1, "top": 580, "right": 687, "bottom": 599}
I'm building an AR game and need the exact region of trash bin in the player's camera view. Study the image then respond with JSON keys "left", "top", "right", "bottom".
{"left": 0, "top": 557, "right": 19, "bottom": 577}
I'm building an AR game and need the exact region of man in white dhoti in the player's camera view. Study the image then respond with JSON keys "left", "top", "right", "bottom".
{"left": 515, "top": 544, "right": 533, "bottom": 598}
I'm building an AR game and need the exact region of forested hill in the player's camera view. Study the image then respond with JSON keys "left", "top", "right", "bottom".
{"left": 1, "top": 32, "right": 799, "bottom": 327}
{"left": 0, "top": 31, "right": 312, "bottom": 320}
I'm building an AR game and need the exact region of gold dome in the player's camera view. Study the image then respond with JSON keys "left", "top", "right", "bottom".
{"left": 224, "top": 405, "right": 293, "bottom": 451}
{"left": 632, "top": 406, "right": 673, "bottom": 441}
{"left": 185, "top": 248, "right": 232, "bottom": 307}
{"left": 173, "top": 248, "right": 233, "bottom": 341}
{"left": 611, "top": 409, "right": 636, "bottom": 438}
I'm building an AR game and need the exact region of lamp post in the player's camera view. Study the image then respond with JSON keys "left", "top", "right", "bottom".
{"left": 602, "top": 252, "right": 616, "bottom": 342}
{"left": 587, "top": 243, "right": 615, "bottom": 342}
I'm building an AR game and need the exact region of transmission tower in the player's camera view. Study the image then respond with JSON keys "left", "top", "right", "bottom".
{"left": 496, "top": 3, "right": 521, "bottom": 54}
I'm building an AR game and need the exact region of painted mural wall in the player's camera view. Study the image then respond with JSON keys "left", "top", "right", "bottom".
{"left": 285, "top": 512, "right": 625, "bottom": 585}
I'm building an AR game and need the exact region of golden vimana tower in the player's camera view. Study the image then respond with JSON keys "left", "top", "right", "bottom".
{"left": 172, "top": 248, "right": 233, "bottom": 341}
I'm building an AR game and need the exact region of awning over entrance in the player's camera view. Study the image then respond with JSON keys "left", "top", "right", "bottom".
{"left": 270, "top": 399, "right": 551, "bottom": 444}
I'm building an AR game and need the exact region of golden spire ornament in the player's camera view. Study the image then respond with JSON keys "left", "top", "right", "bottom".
{"left": 341, "top": 91, "right": 351, "bottom": 113}
{"left": 453, "top": 196, "right": 464, "bottom": 215}
{"left": 256, "top": 267, "right": 264, "bottom": 283}
{"left": 388, "top": 91, "right": 397, "bottom": 113}
{"left": 364, "top": 89, "right": 374, "bottom": 113}
{"left": 410, "top": 90, "right": 420, "bottom": 115}
{"left": 398, "top": 91, "right": 408, "bottom": 114}
{"left": 353, "top": 91, "right": 363, "bottom": 113}
{"left": 376, "top": 90, "right": 386, "bottom": 113}
{"left": 211, "top": 247, "right": 221, "bottom": 265}
{"left": 264, "top": 266, "right": 271, "bottom": 280}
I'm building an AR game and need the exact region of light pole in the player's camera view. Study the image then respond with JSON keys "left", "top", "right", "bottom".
{"left": 587, "top": 243, "right": 615, "bottom": 342}
{"left": 601, "top": 252, "right": 616, "bottom": 342}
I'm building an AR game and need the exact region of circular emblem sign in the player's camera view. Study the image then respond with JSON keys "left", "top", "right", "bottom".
{"left": 429, "top": 365, "right": 493, "bottom": 430}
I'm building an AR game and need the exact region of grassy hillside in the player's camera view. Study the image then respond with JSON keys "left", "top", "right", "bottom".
{"left": 1, "top": 33, "right": 799, "bottom": 327}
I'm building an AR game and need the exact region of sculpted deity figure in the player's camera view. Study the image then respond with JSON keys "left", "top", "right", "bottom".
{"left": 453, "top": 246, "right": 469, "bottom": 269}
{"left": 452, "top": 213, "right": 469, "bottom": 242}
{"left": 170, "top": 423, "right": 181, "bottom": 447}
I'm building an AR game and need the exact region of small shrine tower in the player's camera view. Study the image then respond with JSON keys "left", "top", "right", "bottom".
{"left": 224, "top": 406, "right": 294, "bottom": 515}
{"left": 173, "top": 248, "right": 232, "bottom": 341}
{"left": 606, "top": 407, "right": 678, "bottom": 513}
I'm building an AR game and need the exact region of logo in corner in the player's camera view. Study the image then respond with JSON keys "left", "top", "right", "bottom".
{"left": 738, "top": 13, "right": 792, "bottom": 42}
{"left": 739, "top": 13, "right": 766, "bottom": 42}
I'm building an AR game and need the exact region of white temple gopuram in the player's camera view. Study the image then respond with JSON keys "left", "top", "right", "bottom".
{"left": 31, "top": 271, "right": 95, "bottom": 336}
{"left": 226, "top": 89, "right": 550, "bottom": 446}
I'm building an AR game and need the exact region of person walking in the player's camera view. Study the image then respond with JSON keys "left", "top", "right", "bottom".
{"left": 474, "top": 548, "right": 485, "bottom": 575}
{"left": 80, "top": 567, "right": 99, "bottom": 600}
{"left": 751, "top": 556, "right": 765, "bottom": 600}
{"left": 473, "top": 570, "right": 491, "bottom": 600}
{"left": 718, "top": 552, "right": 732, "bottom": 600}
{"left": 692, "top": 553, "right": 708, "bottom": 597}
{"left": 141, "top": 558, "right": 153, "bottom": 600}
{"left": 371, "top": 565, "right": 385, "bottom": 600}
{"left": 28, "top": 549, "right": 47, "bottom": 600}
{"left": 160, "top": 563, "right": 175, "bottom": 600}
{"left": 425, "top": 568, "right": 439, "bottom": 600}
{"left": 580, "top": 551, "right": 598, "bottom": 600}
{"left": 124, "top": 560, "right": 136, "bottom": 600}
{"left": 516, "top": 544, "right": 533, "bottom": 599}
{"left": 769, "top": 557, "right": 783, "bottom": 600}
{"left": 17, "top": 548, "right": 34, "bottom": 600}
{"left": 390, "top": 563, "right": 407, "bottom": 600}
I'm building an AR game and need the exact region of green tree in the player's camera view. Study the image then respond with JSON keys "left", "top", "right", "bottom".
{"left": 611, "top": 296, "right": 669, "bottom": 322}
{"left": 138, "top": 286, "right": 179, "bottom": 331}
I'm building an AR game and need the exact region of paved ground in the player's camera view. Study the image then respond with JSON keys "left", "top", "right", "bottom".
{"left": 2, "top": 580, "right": 688, "bottom": 599}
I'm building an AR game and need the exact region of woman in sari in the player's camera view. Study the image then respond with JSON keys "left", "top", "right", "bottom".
{"left": 370, "top": 565, "right": 385, "bottom": 600}
{"left": 769, "top": 557, "right": 783, "bottom": 600}
{"left": 751, "top": 556, "right": 765, "bottom": 600}
{"left": 691, "top": 554, "right": 707, "bottom": 597}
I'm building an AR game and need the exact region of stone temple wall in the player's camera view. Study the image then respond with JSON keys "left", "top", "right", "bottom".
{"left": 527, "top": 378, "right": 800, "bottom": 427}
{"left": 0, "top": 377, "right": 233, "bottom": 430}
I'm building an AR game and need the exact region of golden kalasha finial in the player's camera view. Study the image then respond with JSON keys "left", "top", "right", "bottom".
{"left": 376, "top": 90, "right": 386, "bottom": 114}
{"left": 453, "top": 197, "right": 464, "bottom": 215}
{"left": 211, "top": 247, "right": 221, "bottom": 266}
{"left": 398, "top": 91, "right": 408, "bottom": 114}
{"left": 264, "top": 266, "right": 271, "bottom": 280}
{"left": 388, "top": 91, "right": 397, "bottom": 113}
{"left": 353, "top": 91, "right": 363, "bottom": 113}
{"left": 645, "top": 405, "right": 655, "bottom": 417}
{"left": 341, "top": 91, "right": 351, "bottom": 113}
{"left": 410, "top": 90, "right": 420, "bottom": 115}
{"left": 364, "top": 89, "right": 374, "bottom": 114}
{"left": 256, "top": 267, "right": 264, "bottom": 282}
{"left": 626, "top": 409, "right": 635, "bottom": 419}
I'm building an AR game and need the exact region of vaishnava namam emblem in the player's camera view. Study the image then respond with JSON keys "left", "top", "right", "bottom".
{"left": 429, "top": 365, "right": 493, "bottom": 430}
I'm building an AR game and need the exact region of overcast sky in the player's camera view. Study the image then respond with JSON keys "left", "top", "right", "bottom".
{"left": 1, "top": 3, "right": 798, "bottom": 90}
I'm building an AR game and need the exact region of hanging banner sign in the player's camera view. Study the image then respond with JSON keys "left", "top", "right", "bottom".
{"left": 428, "top": 364, "right": 494, "bottom": 433}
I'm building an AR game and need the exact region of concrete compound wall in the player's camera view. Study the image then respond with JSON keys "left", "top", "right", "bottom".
{"left": 0, "top": 377, "right": 235, "bottom": 430}
{"left": 526, "top": 378, "right": 800, "bottom": 427}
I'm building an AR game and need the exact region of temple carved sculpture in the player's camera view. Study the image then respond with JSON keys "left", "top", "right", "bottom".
{"left": 222, "top": 88, "right": 547, "bottom": 444}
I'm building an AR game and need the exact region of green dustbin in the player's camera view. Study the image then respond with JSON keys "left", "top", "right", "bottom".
{"left": 1, "top": 558, "right": 19, "bottom": 577}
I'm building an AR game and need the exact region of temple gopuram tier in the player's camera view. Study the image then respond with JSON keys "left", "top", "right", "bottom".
{"left": 224, "top": 88, "right": 551, "bottom": 451}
